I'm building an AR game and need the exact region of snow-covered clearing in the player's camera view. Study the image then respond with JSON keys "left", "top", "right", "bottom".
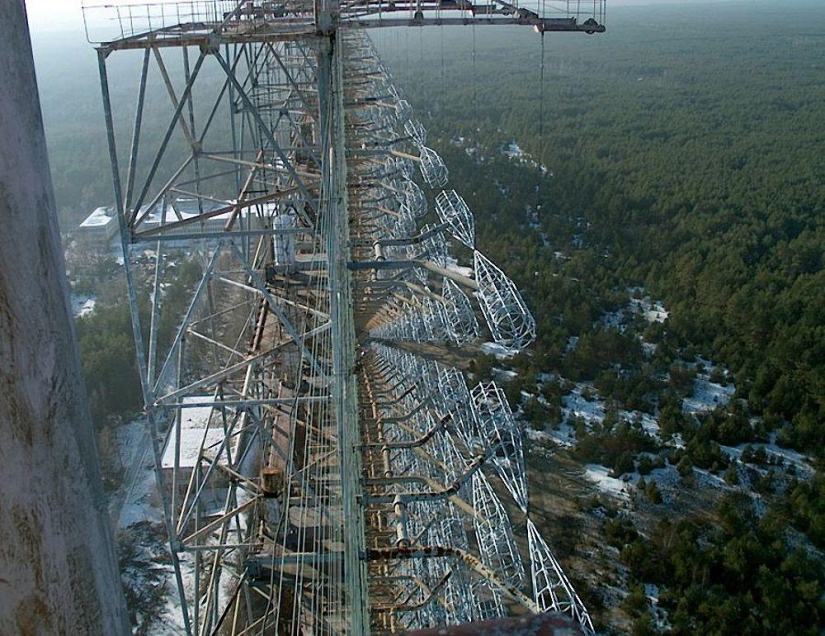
{"left": 533, "top": 421, "right": 578, "bottom": 448}
{"left": 683, "top": 376, "right": 735, "bottom": 414}
{"left": 601, "top": 292, "right": 669, "bottom": 331}
{"left": 626, "top": 411, "right": 661, "bottom": 439}
{"left": 113, "top": 416, "right": 213, "bottom": 633}
{"left": 562, "top": 385, "right": 606, "bottom": 426}
{"left": 721, "top": 439, "right": 815, "bottom": 480}
{"left": 585, "top": 464, "right": 632, "bottom": 501}
{"left": 629, "top": 297, "right": 668, "bottom": 324}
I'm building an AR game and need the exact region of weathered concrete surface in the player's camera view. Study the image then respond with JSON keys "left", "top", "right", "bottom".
{"left": 0, "top": 2, "right": 130, "bottom": 633}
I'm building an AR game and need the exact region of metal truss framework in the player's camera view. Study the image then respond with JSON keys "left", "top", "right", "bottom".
{"left": 91, "top": 0, "right": 603, "bottom": 633}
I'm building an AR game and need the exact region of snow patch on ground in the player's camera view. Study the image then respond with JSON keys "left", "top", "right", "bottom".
{"left": 112, "top": 413, "right": 255, "bottom": 633}
{"left": 503, "top": 142, "right": 525, "bottom": 159}
{"left": 480, "top": 341, "right": 520, "bottom": 359}
{"left": 721, "top": 440, "right": 815, "bottom": 480}
{"left": 601, "top": 307, "right": 627, "bottom": 331}
{"left": 764, "top": 439, "right": 816, "bottom": 478}
{"left": 444, "top": 256, "right": 473, "bottom": 279}
{"left": 158, "top": 556, "right": 195, "bottom": 635}
{"left": 630, "top": 297, "right": 669, "bottom": 323}
{"left": 585, "top": 464, "right": 631, "bottom": 501}
{"left": 113, "top": 417, "right": 196, "bottom": 632}
{"left": 493, "top": 368, "right": 518, "bottom": 382}
{"left": 534, "top": 421, "right": 578, "bottom": 448}
{"left": 637, "top": 465, "right": 682, "bottom": 498}
{"left": 112, "top": 419, "right": 156, "bottom": 528}
{"left": 642, "top": 341, "right": 658, "bottom": 356}
{"left": 562, "top": 386, "right": 606, "bottom": 426}
{"left": 71, "top": 294, "right": 97, "bottom": 317}
{"left": 526, "top": 428, "right": 552, "bottom": 442}
{"left": 119, "top": 465, "right": 157, "bottom": 529}
{"left": 645, "top": 583, "right": 671, "bottom": 630}
{"left": 693, "top": 466, "right": 729, "bottom": 491}
{"left": 623, "top": 411, "right": 661, "bottom": 439}
{"left": 601, "top": 294, "right": 669, "bottom": 331}
{"left": 683, "top": 376, "right": 735, "bottom": 414}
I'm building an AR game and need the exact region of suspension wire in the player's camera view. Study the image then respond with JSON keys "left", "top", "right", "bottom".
{"left": 405, "top": 27, "right": 410, "bottom": 82}
{"left": 536, "top": 32, "right": 546, "bottom": 214}
{"left": 419, "top": 25, "right": 424, "bottom": 69}
{"left": 440, "top": 25, "right": 446, "bottom": 114}
{"left": 472, "top": 24, "right": 478, "bottom": 126}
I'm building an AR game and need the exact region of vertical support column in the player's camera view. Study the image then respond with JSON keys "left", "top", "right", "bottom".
{"left": 0, "top": 2, "right": 129, "bottom": 633}
{"left": 317, "top": 32, "right": 369, "bottom": 633}
{"left": 98, "top": 43, "right": 195, "bottom": 636}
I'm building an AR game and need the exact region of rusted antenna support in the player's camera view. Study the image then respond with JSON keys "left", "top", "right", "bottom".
{"left": 88, "top": 0, "right": 604, "bottom": 633}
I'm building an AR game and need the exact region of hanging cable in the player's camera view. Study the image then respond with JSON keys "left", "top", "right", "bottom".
{"left": 536, "top": 32, "right": 546, "bottom": 214}
{"left": 405, "top": 27, "right": 410, "bottom": 82}
{"left": 419, "top": 25, "right": 424, "bottom": 69}
{"left": 440, "top": 25, "right": 446, "bottom": 114}
{"left": 472, "top": 24, "right": 478, "bottom": 126}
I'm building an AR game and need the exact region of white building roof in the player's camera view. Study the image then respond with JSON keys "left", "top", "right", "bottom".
{"left": 79, "top": 206, "right": 116, "bottom": 228}
{"left": 161, "top": 397, "right": 229, "bottom": 470}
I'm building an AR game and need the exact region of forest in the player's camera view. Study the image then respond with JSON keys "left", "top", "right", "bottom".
{"left": 373, "top": 2, "right": 825, "bottom": 460}
{"left": 34, "top": 1, "right": 824, "bottom": 633}
{"left": 371, "top": 3, "right": 825, "bottom": 632}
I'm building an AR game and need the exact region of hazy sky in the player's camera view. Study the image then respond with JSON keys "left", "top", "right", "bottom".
{"left": 26, "top": 0, "right": 84, "bottom": 32}
{"left": 23, "top": 0, "right": 746, "bottom": 34}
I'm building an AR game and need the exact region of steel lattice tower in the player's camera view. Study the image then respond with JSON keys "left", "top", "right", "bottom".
{"left": 87, "top": 1, "right": 605, "bottom": 633}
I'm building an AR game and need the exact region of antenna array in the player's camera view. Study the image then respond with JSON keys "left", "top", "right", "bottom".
{"left": 90, "top": 0, "right": 604, "bottom": 632}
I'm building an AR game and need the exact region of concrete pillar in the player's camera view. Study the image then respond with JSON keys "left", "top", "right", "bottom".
{"left": 0, "top": 2, "right": 130, "bottom": 633}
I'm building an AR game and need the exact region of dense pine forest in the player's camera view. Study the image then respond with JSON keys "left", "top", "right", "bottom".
{"left": 374, "top": 2, "right": 825, "bottom": 461}
{"left": 373, "top": 3, "right": 825, "bottom": 632}
{"left": 34, "top": 2, "right": 824, "bottom": 632}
